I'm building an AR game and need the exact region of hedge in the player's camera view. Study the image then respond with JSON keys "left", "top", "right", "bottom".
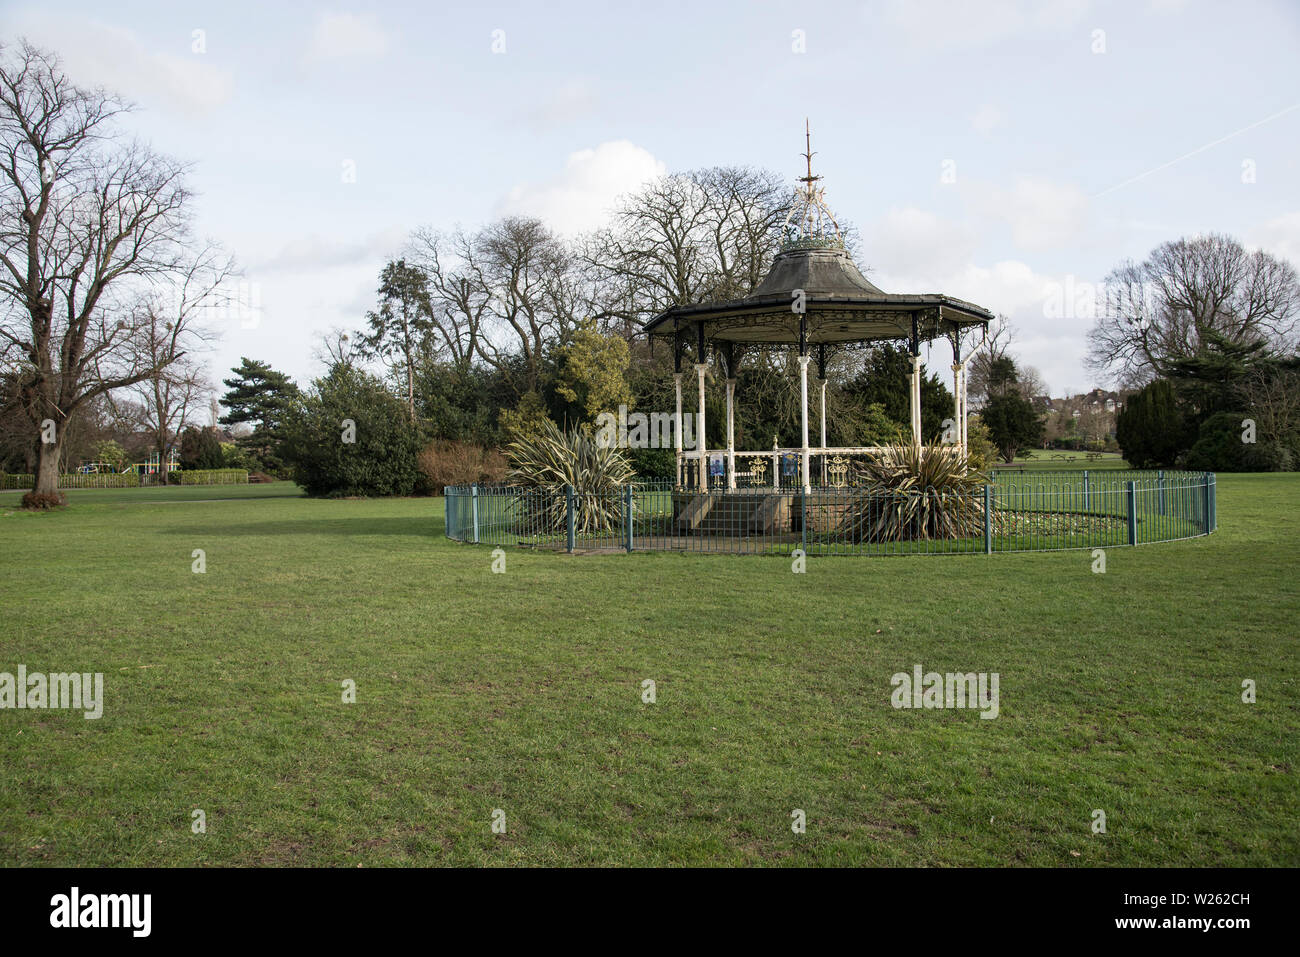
{"left": 1, "top": 469, "right": 248, "bottom": 489}
{"left": 175, "top": 469, "right": 248, "bottom": 485}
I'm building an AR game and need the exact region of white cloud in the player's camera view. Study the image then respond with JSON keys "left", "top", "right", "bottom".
{"left": 245, "top": 227, "right": 408, "bottom": 274}
{"left": 1248, "top": 211, "right": 1300, "bottom": 271}
{"left": 871, "top": 253, "right": 1104, "bottom": 393}
{"left": 861, "top": 206, "right": 979, "bottom": 278}
{"left": 9, "top": 13, "right": 234, "bottom": 113}
{"left": 970, "top": 103, "right": 1007, "bottom": 136}
{"left": 495, "top": 140, "right": 666, "bottom": 236}
{"left": 305, "top": 13, "right": 389, "bottom": 61}
{"left": 967, "top": 176, "right": 1091, "bottom": 250}
{"left": 521, "top": 78, "right": 599, "bottom": 131}
{"left": 877, "top": 0, "right": 1091, "bottom": 51}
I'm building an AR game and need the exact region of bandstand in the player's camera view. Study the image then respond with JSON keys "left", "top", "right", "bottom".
{"left": 643, "top": 125, "right": 995, "bottom": 495}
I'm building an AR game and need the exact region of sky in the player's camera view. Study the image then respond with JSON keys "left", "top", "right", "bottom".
{"left": 4, "top": 0, "right": 1299, "bottom": 400}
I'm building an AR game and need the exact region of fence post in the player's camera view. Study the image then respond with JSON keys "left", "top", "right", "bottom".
{"left": 1158, "top": 470, "right": 1165, "bottom": 516}
{"left": 1126, "top": 480, "right": 1137, "bottom": 546}
{"left": 1082, "top": 470, "right": 1090, "bottom": 510}
{"left": 624, "top": 484, "right": 634, "bottom": 553}
{"left": 1203, "top": 472, "right": 1212, "bottom": 533}
{"left": 983, "top": 484, "right": 993, "bottom": 554}
{"left": 471, "top": 484, "right": 480, "bottom": 544}
{"left": 800, "top": 490, "right": 807, "bottom": 554}
{"left": 565, "top": 484, "right": 576, "bottom": 554}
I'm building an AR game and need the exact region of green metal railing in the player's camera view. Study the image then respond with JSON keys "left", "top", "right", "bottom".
{"left": 445, "top": 470, "right": 1216, "bottom": 557}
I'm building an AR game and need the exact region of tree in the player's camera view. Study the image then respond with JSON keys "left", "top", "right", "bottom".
{"left": 980, "top": 392, "right": 1044, "bottom": 463}
{"left": 1163, "top": 329, "right": 1268, "bottom": 421}
{"left": 1114, "top": 379, "right": 1186, "bottom": 469}
{"left": 1236, "top": 355, "right": 1300, "bottom": 453}
{"left": 279, "top": 363, "right": 421, "bottom": 497}
{"left": 93, "top": 439, "right": 126, "bottom": 471}
{"left": 121, "top": 349, "right": 210, "bottom": 467}
{"left": 357, "top": 259, "right": 434, "bottom": 422}
{"left": 179, "top": 425, "right": 224, "bottom": 470}
{"left": 219, "top": 358, "right": 299, "bottom": 475}
{"left": 552, "top": 319, "right": 631, "bottom": 425}
{"left": 580, "top": 166, "right": 790, "bottom": 330}
{"left": 985, "top": 355, "right": 1019, "bottom": 398}
{"left": 965, "top": 315, "right": 1015, "bottom": 406}
{"left": 476, "top": 216, "right": 578, "bottom": 399}
{"left": 1087, "top": 233, "right": 1300, "bottom": 387}
{"left": 0, "top": 43, "right": 231, "bottom": 499}
{"left": 405, "top": 226, "right": 488, "bottom": 372}
{"left": 843, "top": 344, "right": 955, "bottom": 442}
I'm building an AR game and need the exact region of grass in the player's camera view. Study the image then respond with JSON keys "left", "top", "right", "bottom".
{"left": 1006, "top": 451, "right": 1128, "bottom": 469}
{"left": 0, "top": 475, "right": 1295, "bottom": 866}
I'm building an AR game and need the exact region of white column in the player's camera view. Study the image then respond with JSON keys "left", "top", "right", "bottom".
{"left": 959, "top": 363, "right": 968, "bottom": 454}
{"left": 910, "top": 353, "right": 923, "bottom": 451}
{"left": 725, "top": 378, "right": 736, "bottom": 490}
{"left": 695, "top": 363, "right": 707, "bottom": 491}
{"left": 956, "top": 364, "right": 967, "bottom": 457}
{"left": 818, "top": 377, "right": 828, "bottom": 487}
{"left": 799, "top": 355, "right": 811, "bottom": 493}
{"left": 818, "top": 378, "right": 827, "bottom": 449}
{"left": 673, "top": 372, "right": 683, "bottom": 487}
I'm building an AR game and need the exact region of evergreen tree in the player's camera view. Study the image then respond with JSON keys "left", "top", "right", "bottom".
{"left": 220, "top": 358, "right": 300, "bottom": 475}
{"left": 1115, "top": 379, "right": 1186, "bottom": 468}
{"left": 981, "top": 392, "right": 1044, "bottom": 463}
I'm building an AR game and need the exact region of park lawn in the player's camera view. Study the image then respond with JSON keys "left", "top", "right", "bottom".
{"left": 0, "top": 475, "right": 1295, "bottom": 867}
{"left": 1009, "top": 451, "right": 1129, "bottom": 470}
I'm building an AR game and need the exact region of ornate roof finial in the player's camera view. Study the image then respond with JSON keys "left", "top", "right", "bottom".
{"left": 783, "top": 119, "right": 843, "bottom": 251}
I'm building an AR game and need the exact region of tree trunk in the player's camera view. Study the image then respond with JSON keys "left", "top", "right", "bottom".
{"left": 34, "top": 439, "right": 61, "bottom": 496}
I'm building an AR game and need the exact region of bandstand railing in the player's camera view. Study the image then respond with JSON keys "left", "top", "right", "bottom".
{"left": 445, "top": 470, "right": 1217, "bottom": 557}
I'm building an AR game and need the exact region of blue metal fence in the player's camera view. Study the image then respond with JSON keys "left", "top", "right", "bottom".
{"left": 445, "top": 470, "right": 1216, "bottom": 557}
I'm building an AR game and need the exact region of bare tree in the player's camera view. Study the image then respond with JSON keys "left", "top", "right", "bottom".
{"left": 122, "top": 351, "right": 210, "bottom": 466}
{"left": 1017, "top": 364, "right": 1049, "bottom": 400}
{"left": 0, "top": 42, "right": 229, "bottom": 497}
{"left": 1237, "top": 360, "right": 1300, "bottom": 446}
{"left": 580, "top": 166, "right": 789, "bottom": 331}
{"left": 966, "top": 315, "right": 1015, "bottom": 407}
{"left": 312, "top": 326, "right": 358, "bottom": 371}
{"left": 406, "top": 226, "right": 488, "bottom": 372}
{"left": 475, "top": 216, "right": 578, "bottom": 398}
{"left": 1087, "top": 233, "right": 1300, "bottom": 386}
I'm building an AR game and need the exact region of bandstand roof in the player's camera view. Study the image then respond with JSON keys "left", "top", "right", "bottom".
{"left": 643, "top": 126, "right": 994, "bottom": 349}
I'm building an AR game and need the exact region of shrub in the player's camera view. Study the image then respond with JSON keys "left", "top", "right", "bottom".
{"left": 1182, "top": 412, "right": 1248, "bottom": 471}
{"left": 176, "top": 469, "right": 249, "bottom": 485}
{"left": 1243, "top": 441, "right": 1296, "bottom": 472}
{"left": 280, "top": 364, "right": 422, "bottom": 497}
{"left": 841, "top": 440, "right": 987, "bottom": 542}
{"left": 1116, "top": 380, "right": 1187, "bottom": 468}
{"left": 626, "top": 446, "right": 675, "bottom": 479}
{"left": 980, "top": 392, "right": 1044, "bottom": 462}
{"left": 21, "top": 491, "right": 66, "bottom": 510}
{"left": 179, "top": 427, "right": 226, "bottom": 470}
{"left": 417, "top": 441, "right": 507, "bottom": 494}
{"left": 964, "top": 419, "right": 998, "bottom": 473}
{"left": 506, "top": 418, "right": 634, "bottom": 533}
{"left": 1182, "top": 412, "right": 1294, "bottom": 472}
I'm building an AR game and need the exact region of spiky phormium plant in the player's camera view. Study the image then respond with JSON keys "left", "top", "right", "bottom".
{"left": 505, "top": 419, "right": 634, "bottom": 534}
{"left": 839, "top": 440, "right": 987, "bottom": 542}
